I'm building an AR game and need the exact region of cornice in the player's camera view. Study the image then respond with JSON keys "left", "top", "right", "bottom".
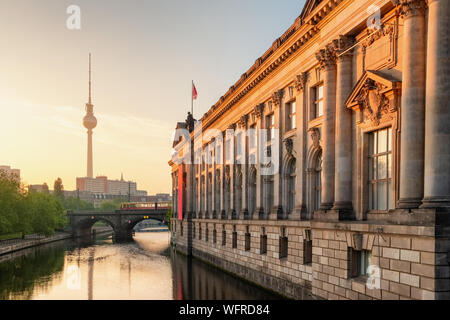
{"left": 199, "top": 0, "right": 346, "bottom": 132}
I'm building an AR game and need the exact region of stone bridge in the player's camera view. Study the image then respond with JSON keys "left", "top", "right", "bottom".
{"left": 67, "top": 209, "right": 168, "bottom": 241}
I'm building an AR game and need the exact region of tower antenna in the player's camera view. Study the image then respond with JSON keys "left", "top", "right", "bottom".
{"left": 89, "top": 53, "right": 92, "bottom": 104}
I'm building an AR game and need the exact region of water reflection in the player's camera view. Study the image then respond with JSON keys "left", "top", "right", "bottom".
{"left": 0, "top": 232, "right": 283, "bottom": 300}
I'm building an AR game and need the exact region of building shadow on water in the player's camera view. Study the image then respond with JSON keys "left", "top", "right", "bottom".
{"left": 170, "top": 249, "right": 288, "bottom": 300}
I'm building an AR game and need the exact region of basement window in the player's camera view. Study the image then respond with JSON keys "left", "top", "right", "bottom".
{"left": 350, "top": 249, "right": 373, "bottom": 278}
{"left": 260, "top": 227, "right": 267, "bottom": 255}
{"left": 279, "top": 227, "right": 288, "bottom": 259}
{"left": 232, "top": 226, "right": 238, "bottom": 249}
{"left": 245, "top": 226, "right": 251, "bottom": 252}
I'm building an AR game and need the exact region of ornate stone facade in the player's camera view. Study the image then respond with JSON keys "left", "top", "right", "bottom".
{"left": 169, "top": 0, "right": 450, "bottom": 300}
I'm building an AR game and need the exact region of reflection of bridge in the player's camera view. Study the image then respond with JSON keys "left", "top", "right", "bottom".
{"left": 67, "top": 209, "right": 168, "bottom": 241}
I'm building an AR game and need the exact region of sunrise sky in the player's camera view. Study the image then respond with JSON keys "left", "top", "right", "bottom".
{"left": 0, "top": 0, "right": 304, "bottom": 194}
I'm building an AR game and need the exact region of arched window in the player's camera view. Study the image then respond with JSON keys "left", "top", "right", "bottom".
{"left": 263, "top": 173, "right": 274, "bottom": 216}
{"left": 314, "top": 153, "right": 322, "bottom": 212}
{"left": 224, "top": 166, "right": 231, "bottom": 217}
{"left": 307, "top": 147, "right": 322, "bottom": 219}
{"left": 214, "top": 170, "right": 221, "bottom": 216}
{"left": 235, "top": 168, "right": 243, "bottom": 216}
{"left": 248, "top": 166, "right": 257, "bottom": 217}
{"left": 200, "top": 175, "right": 205, "bottom": 216}
{"left": 207, "top": 173, "right": 212, "bottom": 216}
{"left": 194, "top": 178, "right": 198, "bottom": 214}
{"left": 285, "top": 158, "right": 296, "bottom": 215}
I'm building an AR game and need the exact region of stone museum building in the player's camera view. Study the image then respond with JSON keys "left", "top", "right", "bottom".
{"left": 169, "top": 0, "right": 450, "bottom": 300}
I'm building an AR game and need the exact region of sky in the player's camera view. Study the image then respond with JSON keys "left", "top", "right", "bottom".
{"left": 0, "top": 0, "right": 305, "bottom": 194}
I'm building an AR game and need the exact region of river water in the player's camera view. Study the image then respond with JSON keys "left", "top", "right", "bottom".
{"left": 0, "top": 232, "right": 284, "bottom": 300}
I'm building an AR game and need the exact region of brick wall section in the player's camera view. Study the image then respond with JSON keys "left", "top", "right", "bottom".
{"left": 171, "top": 218, "right": 450, "bottom": 300}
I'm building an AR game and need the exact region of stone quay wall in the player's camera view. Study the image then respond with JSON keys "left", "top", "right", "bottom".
{"left": 172, "top": 218, "right": 450, "bottom": 300}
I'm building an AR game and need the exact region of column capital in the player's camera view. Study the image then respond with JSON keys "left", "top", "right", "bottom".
{"left": 333, "top": 35, "right": 355, "bottom": 60}
{"left": 391, "top": 0, "right": 427, "bottom": 18}
{"left": 239, "top": 114, "right": 249, "bottom": 128}
{"left": 294, "top": 72, "right": 308, "bottom": 92}
{"left": 315, "top": 43, "right": 338, "bottom": 70}
{"left": 271, "top": 89, "right": 285, "bottom": 107}
{"left": 254, "top": 103, "right": 265, "bottom": 118}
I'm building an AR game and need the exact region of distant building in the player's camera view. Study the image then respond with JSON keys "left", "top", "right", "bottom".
{"left": 29, "top": 184, "right": 49, "bottom": 193}
{"left": 0, "top": 165, "right": 20, "bottom": 183}
{"left": 76, "top": 175, "right": 140, "bottom": 196}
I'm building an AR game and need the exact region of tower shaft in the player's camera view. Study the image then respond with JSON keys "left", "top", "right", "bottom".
{"left": 87, "top": 129, "right": 93, "bottom": 178}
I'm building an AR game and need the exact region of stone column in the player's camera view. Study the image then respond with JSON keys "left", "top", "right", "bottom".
{"left": 227, "top": 124, "right": 236, "bottom": 219}
{"left": 211, "top": 140, "right": 217, "bottom": 219}
{"left": 255, "top": 103, "right": 265, "bottom": 219}
{"left": 220, "top": 131, "right": 226, "bottom": 219}
{"left": 239, "top": 115, "right": 249, "bottom": 219}
{"left": 316, "top": 44, "right": 337, "bottom": 210}
{"left": 293, "top": 73, "right": 309, "bottom": 219}
{"left": 332, "top": 36, "right": 354, "bottom": 217}
{"left": 422, "top": 0, "right": 450, "bottom": 208}
{"left": 269, "top": 89, "right": 284, "bottom": 220}
{"left": 397, "top": 0, "right": 427, "bottom": 209}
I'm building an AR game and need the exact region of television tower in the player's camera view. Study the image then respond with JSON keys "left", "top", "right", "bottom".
{"left": 83, "top": 53, "right": 97, "bottom": 178}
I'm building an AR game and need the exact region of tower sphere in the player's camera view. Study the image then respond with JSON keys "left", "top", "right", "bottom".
{"left": 83, "top": 113, "right": 97, "bottom": 130}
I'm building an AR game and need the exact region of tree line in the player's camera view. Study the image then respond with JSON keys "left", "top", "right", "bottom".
{"left": 0, "top": 171, "right": 66, "bottom": 237}
{"left": 0, "top": 172, "right": 131, "bottom": 238}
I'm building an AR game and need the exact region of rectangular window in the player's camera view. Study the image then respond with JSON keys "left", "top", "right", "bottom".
{"left": 287, "top": 101, "right": 296, "bottom": 131}
{"left": 245, "top": 227, "right": 251, "bottom": 251}
{"left": 279, "top": 236, "right": 288, "bottom": 259}
{"left": 205, "top": 228, "right": 209, "bottom": 242}
{"left": 199, "top": 226, "right": 202, "bottom": 240}
{"left": 303, "top": 240, "right": 313, "bottom": 264}
{"left": 313, "top": 85, "right": 324, "bottom": 119}
{"left": 351, "top": 249, "right": 373, "bottom": 277}
{"left": 222, "top": 229, "right": 226, "bottom": 246}
{"left": 180, "top": 225, "right": 184, "bottom": 237}
{"left": 260, "top": 235, "right": 267, "bottom": 255}
{"left": 368, "top": 128, "right": 393, "bottom": 211}
{"left": 213, "top": 229, "right": 217, "bottom": 244}
{"left": 266, "top": 114, "right": 275, "bottom": 141}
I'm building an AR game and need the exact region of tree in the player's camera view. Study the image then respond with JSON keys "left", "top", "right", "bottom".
{"left": 0, "top": 171, "right": 21, "bottom": 235}
{"left": 165, "top": 207, "right": 172, "bottom": 230}
{"left": 53, "top": 178, "right": 64, "bottom": 200}
{"left": 24, "top": 192, "right": 66, "bottom": 236}
{"left": 61, "top": 197, "right": 94, "bottom": 211}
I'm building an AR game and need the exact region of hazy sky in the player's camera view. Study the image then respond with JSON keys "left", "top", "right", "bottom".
{"left": 0, "top": 0, "right": 305, "bottom": 194}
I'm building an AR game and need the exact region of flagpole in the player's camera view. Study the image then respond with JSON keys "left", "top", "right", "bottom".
{"left": 191, "top": 80, "right": 194, "bottom": 116}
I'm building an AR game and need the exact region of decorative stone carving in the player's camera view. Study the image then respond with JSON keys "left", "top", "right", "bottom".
{"left": 254, "top": 103, "right": 265, "bottom": 118}
{"left": 315, "top": 43, "right": 337, "bottom": 69}
{"left": 362, "top": 24, "right": 395, "bottom": 49}
{"left": 331, "top": 35, "right": 355, "bottom": 57}
{"left": 294, "top": 72, "right": 308, "bottom": 92}
{"left": 239, "top": 114, "right": 249, "bottom": 127}
{"left": 391, "top": 0, "right": 427, "bottom": 18}
{"left": 185, "top": 112, "right": 195, "bottom": 132}
{"left": 346, "top": 70, "right": 401, "bottom": 126}
{"left": 355, "top": 79, "right": 392, "bottom": 126}
{"left": 308, "top": 127, "right": 321, "bottom": 149}
{"left": 271, "top": 89, "right": 284, "bottom": 107}
{"left": 284, "top": 138, "right": 294, "bottom": 155}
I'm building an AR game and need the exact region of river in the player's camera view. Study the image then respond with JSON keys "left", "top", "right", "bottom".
{"left": 0, "top": 231, "right": 284, "bottom": 300}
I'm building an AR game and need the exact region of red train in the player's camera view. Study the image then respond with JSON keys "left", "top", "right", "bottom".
{"left": 120, "top": 201, "right": 172, "bottom": 210}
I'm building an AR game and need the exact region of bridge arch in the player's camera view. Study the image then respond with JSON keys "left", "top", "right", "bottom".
{"left": 69, "top": 209, "right": 169, "bottom": 241}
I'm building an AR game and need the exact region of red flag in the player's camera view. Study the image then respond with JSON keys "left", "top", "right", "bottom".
{"left": 192, "top": 82, "right": 198, "bottom": 100}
